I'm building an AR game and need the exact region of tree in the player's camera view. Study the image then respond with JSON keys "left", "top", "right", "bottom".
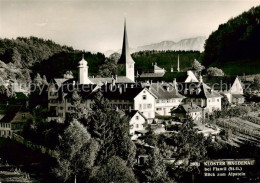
{"left": 192, "top": 59, "right": 205, "bottom": 73}
{"left": 207, "top": 67, "right": 225, "bottom": 76}
{"left": 87, "top": 92, "right": 136, "bottom": 167}
{"left": 66, "top": 89, "right": 88, "bottom": 123}
{"left": 143, "top": 125, "right": 158, "bottom": 146}
{"left": 12, "top": 47, "right": 22, "bottom": 68}
{"left": 142, "top": 147, "right": 173, "bottom": 183}
{"left": 33, "top": 73, "right": 43, "bottom": 86}
{"left": 89, "top": 156, "right": 137, "bottom": 183}
{"left": 167, "top": 118, "right": 207, "bottom": 181}
{"left": 53, "top": 120, "right": 99, "bottom": 183}
{"left": 98, "top": 53, "right": 119, "bottom": 77}
{"left": 42, "top": 75, "right": 49, "bottom": 86}
{"left": 252, "top": 75, "right": 260, "bottom": 90}
{"left": 221, "top": 94, "right": 230, "bottom": 110}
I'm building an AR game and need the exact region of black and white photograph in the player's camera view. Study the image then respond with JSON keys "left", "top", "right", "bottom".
{"left": 0, "top": 0, "right": 260, "bottom": 182}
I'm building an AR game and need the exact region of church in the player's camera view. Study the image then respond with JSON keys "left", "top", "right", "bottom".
{"left": 47, "top": 20, "right": 156, "bottom": 124}
{"left": 78, "top": 20, "right": 135, "bottom": 85}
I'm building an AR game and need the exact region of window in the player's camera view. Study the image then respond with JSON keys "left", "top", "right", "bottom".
{"left": 212, "top": 98, "right": 215, "bottom": 102}
{"left": 139, "top": 104, "right": 142, "bottom": 110}
{"left": 143, "top": 95, "right": 147, "bottom": 100}
{"left": 147, "top": 104, "right": 152, "bottom": 109}
{"left": 136, "top": 124, "right": 139, "bottom": 128}
{"left": 217, "top": 99, "right": 219, "bottom": 102}
{"left": 156, "top": 108, "right": 162, "bottom": 111}
{"left": 208, "top": 99, "right": 211, "bottom": 102}
{"left": 136, "top": 116, "right": 139, "bottom": 120}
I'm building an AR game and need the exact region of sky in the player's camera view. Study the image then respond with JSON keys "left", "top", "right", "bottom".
{"left": 0, "top": 0, "right": 260, "bottom": 52}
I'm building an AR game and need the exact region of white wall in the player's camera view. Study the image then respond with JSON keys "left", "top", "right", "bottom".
{"left": 129, "top": 112, "right": 146, "bottom": 140}
{"left": 230, "top": 77, "right": 243, "bottom": 95}
{"left": 205, "top": 97, "right": 222, "bottom": 113}
{"left": 134, "top": 89, "right": 156, "bottom": 119}
{"left": 155, "top": 98, "right": 183, "bottom": 116}
{"left": 185, "top": 71, "right": 199, "bottom": 83}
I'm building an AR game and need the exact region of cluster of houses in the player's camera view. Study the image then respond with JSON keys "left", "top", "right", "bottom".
{"left": 45, "top": 21, "right": 245, "bottom": 140}
{"left": 0, "top": 21, "right": 245, "bottom": 140}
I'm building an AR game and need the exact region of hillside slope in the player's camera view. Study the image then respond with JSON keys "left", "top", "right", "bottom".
{"left": 203, "top": 6, "right": 260, "bottom": 75}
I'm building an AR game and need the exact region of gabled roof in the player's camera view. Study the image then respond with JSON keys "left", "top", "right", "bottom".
{"left": 125, "top": 110, "right": 147, "bottom": 120}
{"left": 138, "top": 71, "right": 190, "bottom": 83}
{"left": 154, "top": 65, "right": 164, "bottom": 70}
{"left": 148, "top": 83, "right": 185, "bottom": 99}
{"left": 203, "top": 76, "right": 238, "bottom": 91}
{"left": 178, "top": 82, "right": 222, "bottom": 99}
{"left": 174, "top": 104, "right": 202, "bottom": 113}
{"left": 52, "top": 78, "right": 69, "bottom": 88}
{"left": 101, "top": 86, "right": 152, "bottom": 100}
{"left": 0, "top": 106, "right": 32, "bottom": 124}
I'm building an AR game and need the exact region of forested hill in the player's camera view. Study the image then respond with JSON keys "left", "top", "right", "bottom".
{"left": 0, "top": 37, "right": 74, "bottom": 68}
{"left": 203, "top": 6, "right": 260, "bottom": 75}
{"left": 132, "top": 50, "right": 202, "bottom": 73}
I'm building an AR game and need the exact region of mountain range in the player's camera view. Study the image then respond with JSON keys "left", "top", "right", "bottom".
{"left": 104, "top": 36, "right": 206, "bottom": 57}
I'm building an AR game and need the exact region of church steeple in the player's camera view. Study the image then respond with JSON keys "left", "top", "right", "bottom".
{"left": 78, "top": 52, "right": 92, "bottom": 84}
{"left": 117, "top": 19, "right": 135, "bottom": 82}
{"left": 118, "top": 19, "right": 135, "bottom": 64}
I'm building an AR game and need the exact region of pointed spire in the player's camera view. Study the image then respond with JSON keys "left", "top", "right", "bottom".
{"left": 177, "top": 54, "right": 180, "bottom": 72}
{"left": 118, "top": 19, "right": 134, "bottom": 64}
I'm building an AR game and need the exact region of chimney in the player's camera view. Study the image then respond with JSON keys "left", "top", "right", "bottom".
{"left": 73, "top": 81, "right": 76, "bottom": 86}
{"left": 115, "top": 75, "right": 118, "bottom": 81}
{"left": 119, "top": 86, "right": 122, "bottom": 94}
{"left": 129, "top": 105, "right": 132, "bottom": 112}
{"left": 116, "top": 106, "right": 118, "bottom": 111}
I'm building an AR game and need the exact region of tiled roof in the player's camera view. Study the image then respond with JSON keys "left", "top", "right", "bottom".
{"left": 232, "top": 94, "right": 244, "bottom": 99}
{"left": 101, "top": 86, "right": 145, "bottom": 100}
{"left": 125, "top": 110, "right": 147, "bottom": 119}
{"left": 54, "top": 78, "right": 69, "bottom": 88}
{"left": 203, "top": 76, "right": 238, "bottom": 91}
{"left": 174, "top": 104, "right": 202, "bottom": 113}
{"left": 138, "top": 71, "right": 189, "bottom": 83}
{"left": 178, "top": 82, "right": 222, "bottom": 99}
{"left": 0, "top": 106, "right": 31, "bottom": 124}
{"left": 148, "top": 83, "right": 185, "bottom": 99}
{"left": 90, "top": 76, "right": 134, "bottom": 84}
{"left": 139, "top": 73, "right": 165, "bottom": 78}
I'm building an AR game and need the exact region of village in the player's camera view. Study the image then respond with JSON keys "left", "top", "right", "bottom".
{"left": 1, "top": 21, "right": 259, "bottom": 147}
{"left": 1, "top": 2, "right": 260, "bottom": 181}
